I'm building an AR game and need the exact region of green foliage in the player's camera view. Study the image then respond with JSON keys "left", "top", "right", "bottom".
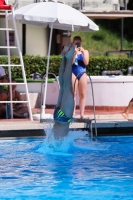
{"left": 0, "top": 55, "right": 62, "bottom": 79}
{"left": 0, "top": 55, "right": 133, "bottom": 77}
{"left": 88, "top": 56, "right": 133, "bottom": 75}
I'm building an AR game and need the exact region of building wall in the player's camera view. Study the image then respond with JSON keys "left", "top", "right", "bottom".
{"left": 26, "top": 25, "right": 48, "bottom": 56}
{"left": 0, "top": 18, "right": 48, "bottom": 56}
{"left": 16, "top": 76, "right": 133, "bottom": 107}
{"left": 0, "top": 18, "right": 22, "bottom": 56}
{"left": 8, "top": 0, "right": 120, "bottom": 11}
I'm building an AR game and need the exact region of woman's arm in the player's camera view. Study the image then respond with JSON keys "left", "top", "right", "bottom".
{"left": 80, "top": 47, "right": 89, "bottom": 66}
{"left": 83, "top": 50, "right": 89, "bottom": 66}
{"left": 72, "top": 53, "right": 77, "bottom": 64}
{"left": 72, "top": 47, "right": 79, "bottom": 64}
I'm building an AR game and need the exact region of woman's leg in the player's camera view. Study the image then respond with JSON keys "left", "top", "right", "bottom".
{"left": 122, "top": 98, "right": 133, "bottom": 119}
{"left": 13, "top": 106, "right": 29, "bottom": 118}
{"left": 72, "top": 73, "right": 78, "bottom": 116}
{"left": 0, "top": 104, "right": 6, "bottom": 118}
{"left": 78, "top": 73, "right": 87, "bottom": 118}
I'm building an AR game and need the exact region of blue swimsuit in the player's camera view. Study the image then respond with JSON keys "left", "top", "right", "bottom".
{"left": 72, "top": 54, "right": 86, "bottom": 80}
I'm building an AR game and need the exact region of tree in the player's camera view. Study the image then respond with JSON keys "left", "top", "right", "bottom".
{"left": 127, "top": 0, "right": 133, "bottom": 9}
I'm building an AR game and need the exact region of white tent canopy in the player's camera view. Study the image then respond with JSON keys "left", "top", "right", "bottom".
{"left": 8, "top": 2, "right": 99, "bottom": 31}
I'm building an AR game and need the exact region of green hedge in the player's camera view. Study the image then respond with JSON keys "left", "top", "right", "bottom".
{"left": 15, "top": 78, "right": 56, "bottom": 83}
{"left": 0, "top": 55, "right": 133, "bottom": 78}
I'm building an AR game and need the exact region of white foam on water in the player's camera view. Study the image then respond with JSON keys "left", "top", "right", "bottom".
{"left": 37, "top": 125, "right": 109, "bottom": 155}
{"left": 74, "top": 137, "right": 110, "bottom": 151}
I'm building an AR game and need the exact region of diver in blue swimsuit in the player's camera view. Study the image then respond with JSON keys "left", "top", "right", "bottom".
{"left": 53, "top": 43, "right": 75, "bottom": 139}
{"left": 72, "top": 36, "right": 89, "bottom": 118}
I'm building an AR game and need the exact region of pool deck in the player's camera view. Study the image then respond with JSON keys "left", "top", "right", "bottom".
{"left": 0, "top": 108, "right": 133, "bottom": 138}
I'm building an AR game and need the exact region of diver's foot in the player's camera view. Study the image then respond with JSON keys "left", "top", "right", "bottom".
{"left": 61, "top": 43, "right": 73, "bottom": 55}
{"left": 54, "top": 108, "right": 72, "bottom": 123}
{"left": 122, "top": 112, "right": 128, "bottom": 119}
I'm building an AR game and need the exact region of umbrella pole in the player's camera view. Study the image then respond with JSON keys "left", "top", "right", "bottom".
{"left": 41, "top": 23, "right": 53, "bottom": 119}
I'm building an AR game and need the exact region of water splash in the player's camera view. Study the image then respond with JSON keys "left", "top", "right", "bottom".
{"left": 37, "top": 124, "right": 109, "bottom": 155}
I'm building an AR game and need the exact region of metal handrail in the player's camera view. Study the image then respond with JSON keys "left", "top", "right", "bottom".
{"left": 73, "top": 72, "right": 97, "bottom": 138}
{"left": 87, "top": 74, "right": 97, "bottom": 137}
{"left": 105, "top": 50, "right": 132, "bottom": 57}
{"left": 40, "top": 72, "right": 60, "bottom": 121}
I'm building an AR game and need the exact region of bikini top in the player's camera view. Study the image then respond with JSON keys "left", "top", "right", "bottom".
{"left": 73, "top": 53, "right": 86, "bottom": 68}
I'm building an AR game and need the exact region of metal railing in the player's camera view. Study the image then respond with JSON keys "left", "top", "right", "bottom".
{"left": 0, "top": 3, "right": 33, "bottom": 120}
{"left": 7, "top": 0, "right": 127, "bottom": 11}
{"left": 90, "top": 50, "right": 133, "bottom": 58}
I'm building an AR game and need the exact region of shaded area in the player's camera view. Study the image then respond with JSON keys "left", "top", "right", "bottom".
{"left": 0, "top": 129, "right": 45, "bottom": 138}
{"left": 94, "top": 1, "right": 133, "bottom": 42}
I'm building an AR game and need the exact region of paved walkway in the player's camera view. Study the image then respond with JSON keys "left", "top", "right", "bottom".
{"left": 0, "top": 107, "right": 133, "bottom": 137}
{"left": 32, "top": 107, "right": 133, "bottom": 120}
{"left": 0, "top": 107, "right": 133, "bottom": 125}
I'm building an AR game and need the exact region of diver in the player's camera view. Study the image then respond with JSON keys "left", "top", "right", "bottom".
{"left": 52, "top": 43, "right": 75, "bottom": 139}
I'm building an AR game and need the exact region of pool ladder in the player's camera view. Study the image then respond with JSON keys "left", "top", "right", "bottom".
{"left": 0, "top": 0, "right": 32, "bottom": 120}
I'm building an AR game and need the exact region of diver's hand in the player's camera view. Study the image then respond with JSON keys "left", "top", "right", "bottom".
{"left": 61, "top": 43, "right": 73, "bottom": 55}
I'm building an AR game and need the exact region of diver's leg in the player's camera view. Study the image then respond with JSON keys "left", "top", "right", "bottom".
{"left": 53, "top": 122, "right": 69, "bottom": 139}
{"left": 60, "top": 46, "right": 75, "bottom": 118}
{"left": 56, "top": 56, "right": 66, "bottom": 107}
{"left": 122, "top": 98, "right": 133, "bottom": 119}
{"left": 56, "top": 43, "right": 72, "bottom": 107}
{"left": 53, "top": 45, "right": 74, "bottom": 139}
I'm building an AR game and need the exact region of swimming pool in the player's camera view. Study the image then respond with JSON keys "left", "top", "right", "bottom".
{"left": 0, "top": 130, "right": 133, "bottom": 200}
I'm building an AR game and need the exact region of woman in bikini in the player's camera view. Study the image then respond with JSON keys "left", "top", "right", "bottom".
{"left": 72, "top": 36, "right": 89, "bottom": 118}
{"left": 53, "top": 40, "right": 89, "bottom": 139}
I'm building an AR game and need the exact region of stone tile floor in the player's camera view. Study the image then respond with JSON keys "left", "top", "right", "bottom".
{"left": 0, "top": 107, "right": 133, "bottom": 122}
{"left": 0, "top": 107, "right": 133, "bottom": 136}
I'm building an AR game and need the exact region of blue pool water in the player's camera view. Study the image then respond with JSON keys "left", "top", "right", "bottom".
{"left": 0, "top": 129, "right": 133, "bottom": 200}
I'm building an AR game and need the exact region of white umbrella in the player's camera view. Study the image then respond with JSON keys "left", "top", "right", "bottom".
{"left": 8, "top": 0, "right": 99, "bottom": 119}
